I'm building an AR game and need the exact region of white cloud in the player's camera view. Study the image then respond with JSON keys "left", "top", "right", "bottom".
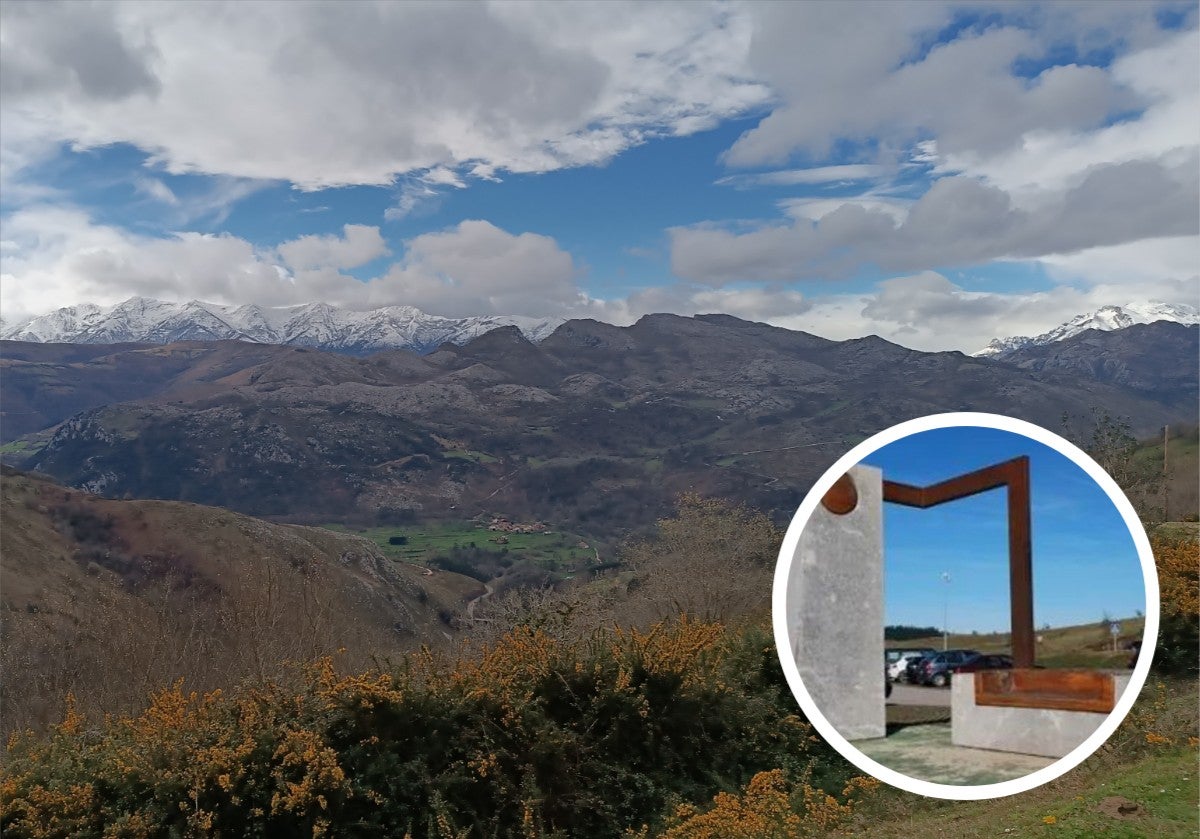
{"left": 1038, "top": 235, "right": 1200, "bottom": 288}
{"left": 761, "top": 272, "right": 1196, "bottom": 353}
{"left": 0, "top": 211, "right": 585, "bottom": 322}
{"left": 687, "top": 6, "right": 1197, "bottom": 292}
{"left": 0, "top": 1, "right": 768, "bottom": 190}
{"left": 670, "top": 153, "right": 1199, "bottom": 285}
{"left": 932, "top": 28, "right": 1200, "bottom": 198}
{"left": 2, "top": 204, "right": 1193, "bottom": 352}
{"left": 778, "top": 197, "right": 910, "bottom": 225}
{"left": 369, "top": 220, "right": 583, "bottom": 317}
{"left": 716, "top": 164, "right": 889, "bottom": 188}
{"left": 276, "top": 225, "right": 390, "bottom": 272}
{"left": 0, "top": 206, "right": 283, "bottom": 321}
{"left": 133, "top": 176, "right": 178, "bottom": 206}
{"left": 724, "top": 2, "right": 1179, "bottom": 168}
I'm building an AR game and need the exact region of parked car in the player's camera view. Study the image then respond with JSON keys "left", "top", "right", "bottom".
{"left": 885, "top": 663, "right": 892, "bottom": 699}
{"left": 886, "top": 648, "right": 936, "bottom": 682}
{"left": 903, "top": 654, "right": 933, "bottom": 685}
{"left": 916, "top": 649, "right": 980, "bottom": 687}
{"left": 951, "top": 654, "right": 1013, "bottom": 676}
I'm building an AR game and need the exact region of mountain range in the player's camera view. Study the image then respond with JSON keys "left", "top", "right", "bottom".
{"left": 1, "top": 296, "right": 563, "bottom": 354}
{"left": 6, "top": 297, "right": 1197, "bottom": 359}
{"left": 4, "top": 314, "right": 1194, "bottom": 536}
{"left": 974, "top": 302, "right": 1200, "bottom": 359}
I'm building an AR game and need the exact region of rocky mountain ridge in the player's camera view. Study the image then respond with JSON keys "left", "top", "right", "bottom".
{"left": 2, "top": 296, "right": 563, "bottom": 354}
{"left": 975, "top": 302, "right": 1200, "bottom": 358}
{"left": 4, "top": 315, "right": 1194, "bottom": 533}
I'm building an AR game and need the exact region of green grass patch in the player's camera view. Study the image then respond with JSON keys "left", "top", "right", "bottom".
{"left": 856, "top": 749, "right": 1198, "bottom": 839}
{"left": 323, "top": 520, "right": 594, "bottom": 570}
{"left": 441, "top": 449, "right": 499, "bottom": 464}
{"left": 0, "top": 439, "right": 35, "bottom": 454}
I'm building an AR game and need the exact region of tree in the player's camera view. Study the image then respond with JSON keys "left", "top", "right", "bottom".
{"left": 617, "top": 494, "right": 782, "bottom": 626}
{"left": 1061, "top": 409, "right": 1161, "bottom": 520}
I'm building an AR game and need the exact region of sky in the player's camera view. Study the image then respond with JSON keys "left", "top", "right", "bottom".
{"left": 860, "top": 427, "right": 1145, "bottom": 634}
{"left": 0, "top": 1, "right": 1197, "bottom": 351}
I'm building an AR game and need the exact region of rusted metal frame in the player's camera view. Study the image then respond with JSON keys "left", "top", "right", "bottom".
{"left": 881, "top": 456, "right": 1035, "bottom": 668}
{"left": 975, "top": 668, "right": 1116, "bottom": 714}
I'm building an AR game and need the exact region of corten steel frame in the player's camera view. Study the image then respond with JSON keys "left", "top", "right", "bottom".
{"left": 880, "top": 456, "right": 1035, "bottom": 669}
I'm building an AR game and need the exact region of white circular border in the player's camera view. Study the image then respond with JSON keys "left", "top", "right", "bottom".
{"left": 771, "top": 412, "right": 1160, "bottom": 800}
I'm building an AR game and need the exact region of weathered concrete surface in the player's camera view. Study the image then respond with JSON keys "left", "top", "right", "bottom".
{"left": 856, "top": 722, "right": 1054, "bottom": 785}
{"left": 787, "top": 464, "right": 884, "bottom": 740}
{"left": 951, "top": 672, "right": 1132, "bottom": 758}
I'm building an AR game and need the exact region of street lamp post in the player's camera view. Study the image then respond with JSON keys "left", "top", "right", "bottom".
{"left": 941, "top": 571, "right": 952, "bottom": 651}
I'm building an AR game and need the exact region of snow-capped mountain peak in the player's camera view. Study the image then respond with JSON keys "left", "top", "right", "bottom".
{"left": 974, "top": 302, "right": 1200, "bottom": 359}
{"left": 2, "top": 298, "right": 565, "bottom": 355}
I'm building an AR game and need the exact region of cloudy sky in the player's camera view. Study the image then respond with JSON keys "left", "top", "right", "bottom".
{"left": 1, "top": 1, "right": 1197, "bottom": 351}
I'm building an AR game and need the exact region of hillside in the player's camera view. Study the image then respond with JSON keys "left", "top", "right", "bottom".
{"left": 0, "top": 467, "right": 482, "bottom": 731}
{"left": 996, "top": 321, "right": 1199, "bottom": 407}
{"left": 888, "top": 616, "right": 1146, "bottom": 670}
{"left": 3, "top": 317, "right": 1195, "bottom": 536}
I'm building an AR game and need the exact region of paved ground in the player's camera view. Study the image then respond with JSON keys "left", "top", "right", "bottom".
{"left": 889, "top": 683, "right": 951, "bottom": 708}
{"left": 855, "top": 722, "right": 1055, "bottom": 785}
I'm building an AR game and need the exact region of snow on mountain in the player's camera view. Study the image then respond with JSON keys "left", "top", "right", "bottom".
{"left": 974, "top": 303, "right": 1200, "bottom": 359}
{"left": 1, "top": 297, "right": 564, "bottom": 354}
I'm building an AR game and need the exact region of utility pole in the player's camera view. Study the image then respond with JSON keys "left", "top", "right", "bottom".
{"left": 941, "top": 571, "right": 951, "bottom": 651}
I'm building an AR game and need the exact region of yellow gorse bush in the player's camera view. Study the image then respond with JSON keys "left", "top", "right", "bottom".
{"left": 622, "top": 770, "right": 879, "bottom": 839}
{"left": 1155, "top": 536, "right": 1199, "bottom": 619}
{"left": 2, "top": 617, "right": 834, "bottom": 839}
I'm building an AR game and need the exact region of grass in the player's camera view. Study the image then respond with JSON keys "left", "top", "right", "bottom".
{"left": 854, "top": 675, "right": 1199, "bottom": 838}
{"left": 323, "top": 520, "right": 595, "bottom": 569}
{"left": 441, "top": 449, "right": 499, "bottom": 464}
{"left": 854, "top": 749, "right": 1198, "bottom": 838}
{"left": 890, "top": 616, "right": 1146, "bottom": 668}
{"left": 0, "top": 440, "right": 34, "bottom": 454}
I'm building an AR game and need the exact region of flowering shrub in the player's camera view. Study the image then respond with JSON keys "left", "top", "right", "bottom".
{"left": 1151, "top": 535, "right": 1199, "bottom": 676}
{"left": 622, "top": 770, "right": 878, "bottom": 839}
{"left": 2, "top": 619, "right": 844, "bottom": 838}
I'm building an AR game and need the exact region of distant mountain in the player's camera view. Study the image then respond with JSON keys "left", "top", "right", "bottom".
{"left": 974, "top": 302, "right": 1200, "bottom": 359}
{"left": 996, "top": 321, "right": 1199, "bottom": 399}
{"left": 4, "top": 314, "right": 1194, "bottom": 534}
{"left": 1, "top": 296, "right": 563, "bottom": 354}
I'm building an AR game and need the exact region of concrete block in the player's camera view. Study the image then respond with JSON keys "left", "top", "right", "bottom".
{"left": 951, "top": 673, "right": 1132, "bottom": 758}
{"left": 787, "top": 464, "right": 885, "bottom": 740}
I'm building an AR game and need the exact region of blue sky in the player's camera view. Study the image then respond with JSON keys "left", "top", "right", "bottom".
{"left": 861, "top": 427, "right": 1145, "bottom": 633}
{"left": 1, "top": 2, "right": 1197, "bottom": 350}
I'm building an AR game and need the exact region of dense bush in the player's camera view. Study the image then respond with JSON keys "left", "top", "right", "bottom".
{"left": 1151, "top": 535, "right": 1199, "bottom": 677}
{"left": 1, "top": 619, "right": 858, "bottom": 838}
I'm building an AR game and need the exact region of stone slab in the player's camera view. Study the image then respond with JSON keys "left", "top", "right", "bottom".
{"left": 951, "top": 672, "right": 1132, "bottom": 758}
{"left": 787, "top": 464, "right": 884, "bottom": 740}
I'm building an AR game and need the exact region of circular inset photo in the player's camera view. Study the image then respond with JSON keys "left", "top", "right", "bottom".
{"left": 772, "top": 413, "right": 1158, "bottom": 800}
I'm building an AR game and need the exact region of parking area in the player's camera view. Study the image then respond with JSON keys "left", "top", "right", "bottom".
{"left": 888, "top": 683, "right": 951, "bottom": 708}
